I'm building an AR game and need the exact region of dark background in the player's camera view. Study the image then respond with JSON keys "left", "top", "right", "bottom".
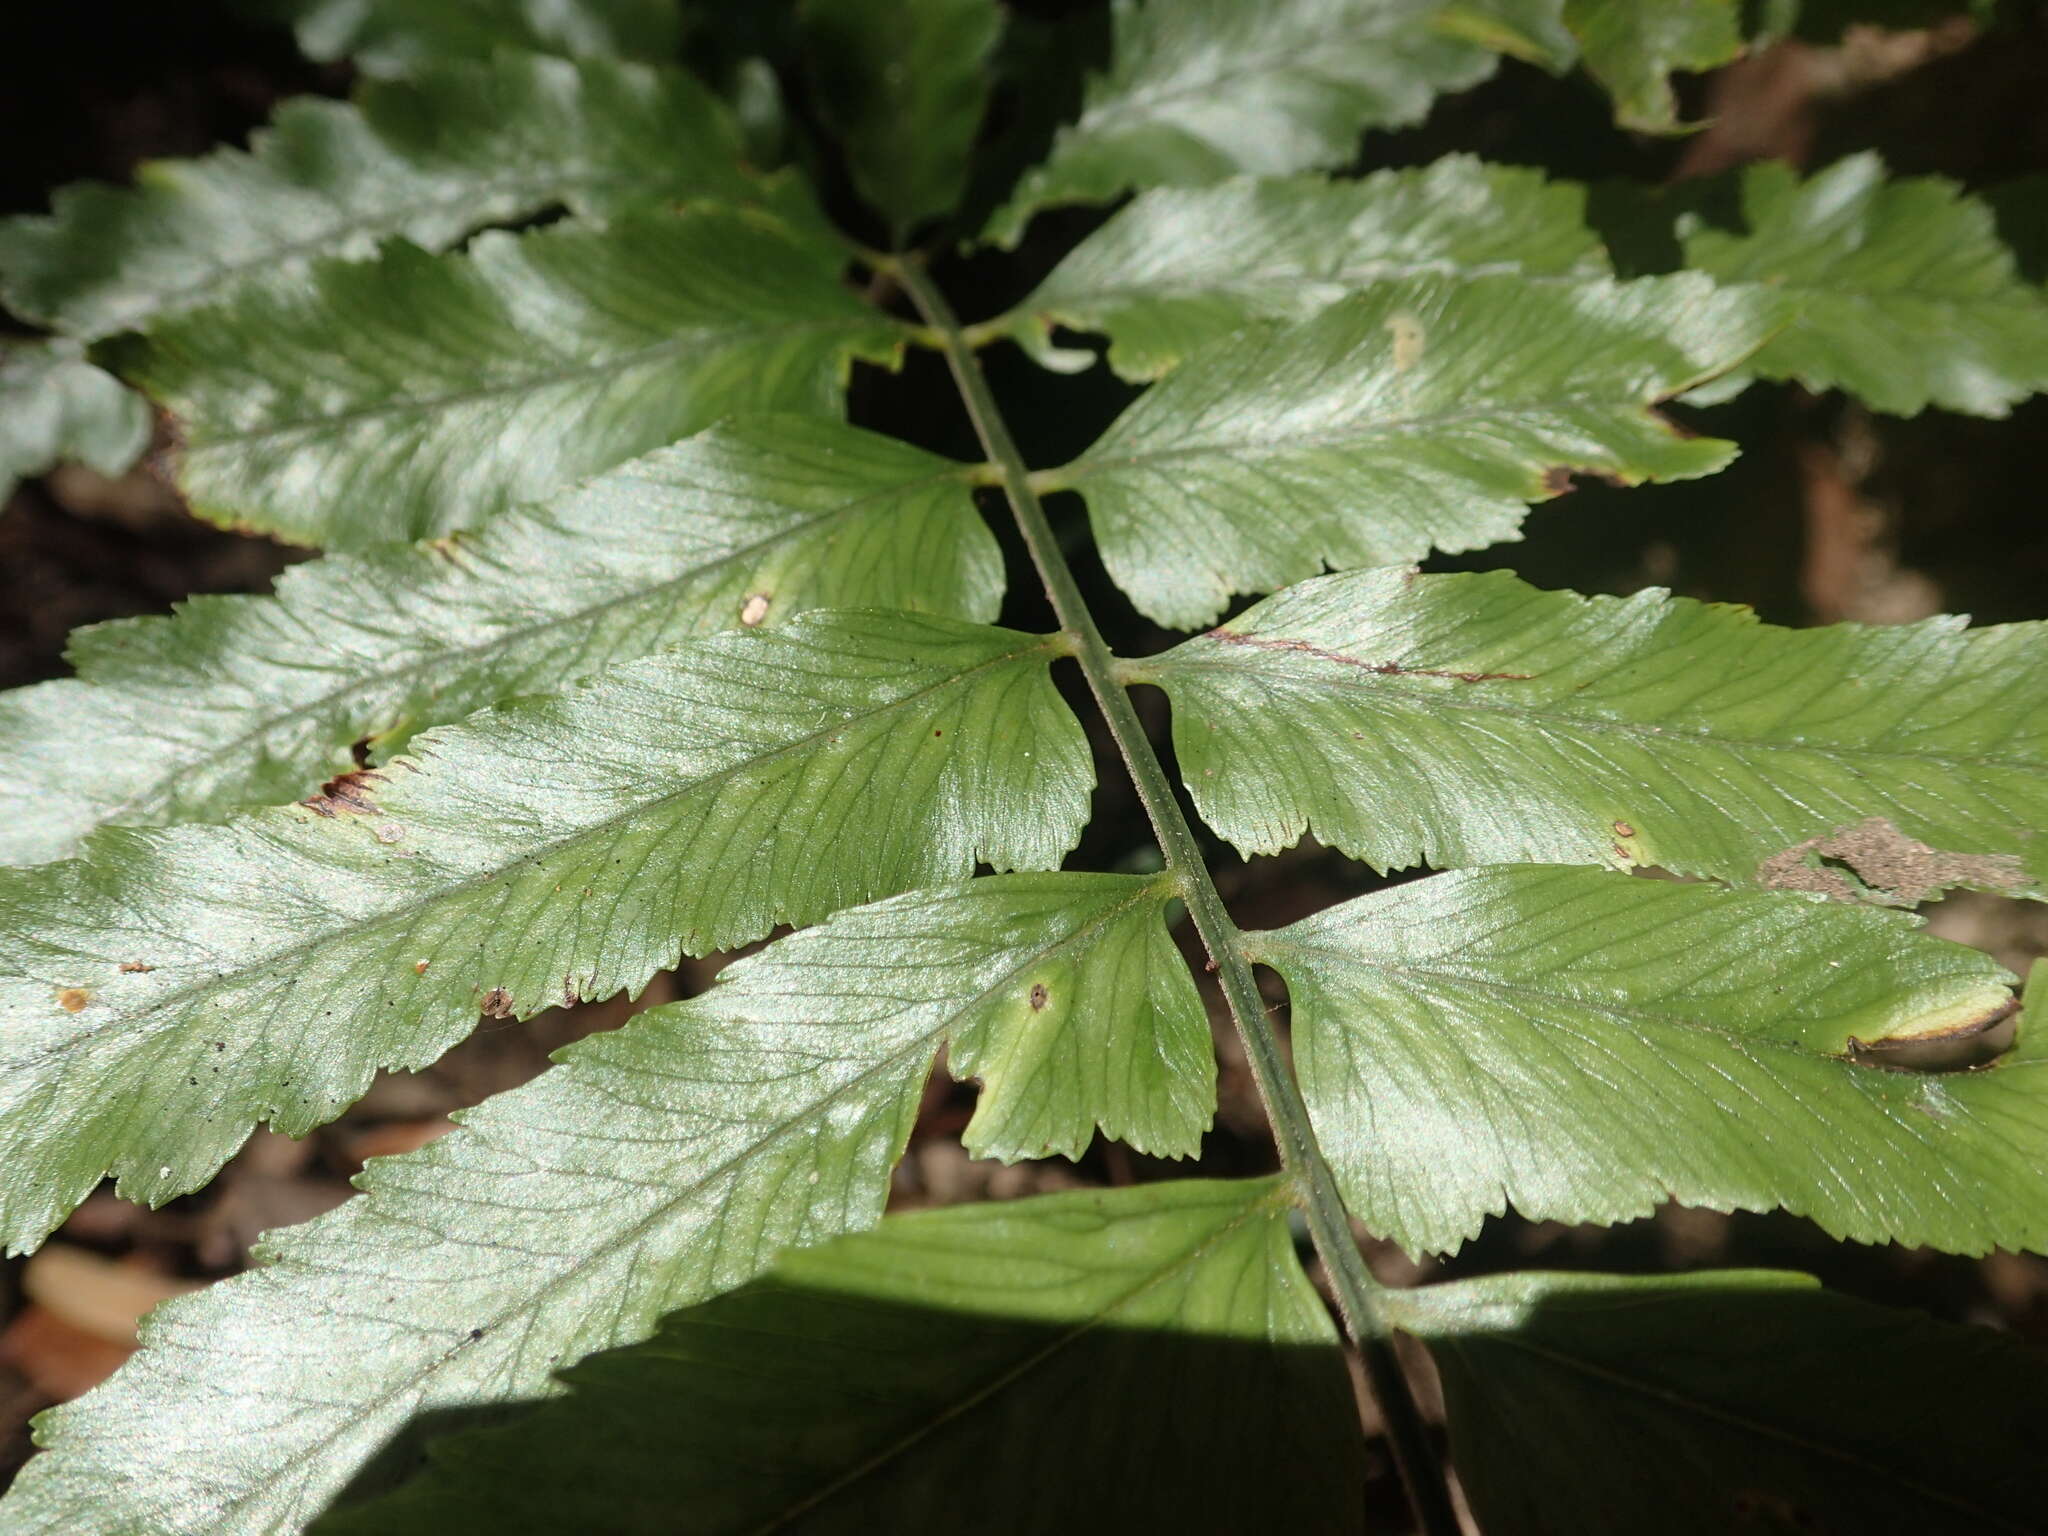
{"left": 3, "top": 3, "right": 2048, "bottom": 1519}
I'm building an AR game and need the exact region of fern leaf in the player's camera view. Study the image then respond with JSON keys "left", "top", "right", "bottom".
{"left": 1391, "top": 1268, "right": 2048, "bottom": 1534}
{"left": 0, "top": 342, "right": 151, "bottom": 501}
{"left": 1145, "top": 567, "right": 2048, "bottom": 893}
{"left": 1677, "top": 154, "right": 2048, "bottom": 417}
{"left": 257, "top": 0, "right": 682, "bottom": 76}
{"left": 1050, "top": 273, "right": 1777, "bottom": 628}
{"left": 1010, "top": 158, "right": 1610, "bottom": 379}
{"left": 108, "top": 205, "right": 901, "bottom": 548}
{"left": 0, "top": 615, "right": 1090, "bottom": 1253}
{"left": 1562, "top": 0, "right": 1742, "bottom": 132}
{"left": 1253, "top": 864, "right": 2040, "bottom": 1256}
{"left": 0, "top": 53, "right": 760, "bottom": 341}
{"left": 0, "top": 876, "right": 1200, "bottom": 1533}
{"left": 980, "top": 0, "right": 1496, "bottom": 248}
{"left": 0, "top": 417, "right": 999, "bottom": 866}
{"left": 801, "top": 0, "right": 1003, "bottom": 236}
{"left": 313, "top": 1180, "right": 1363, "bottom": 1536}
{"left": 1433, "top": 0, "right": 1578, "bottom": 68}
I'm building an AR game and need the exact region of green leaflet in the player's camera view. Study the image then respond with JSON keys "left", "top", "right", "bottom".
{"left": 0, "top": 342, "right": 151, "bottom": 501}
{"left": 111, "top": 204, "right": 901, "bottom": 548}
{"left": 314, "top": 1180, "right": 1363, "bottom": 1536}
{"left": 0, "top": 876, "right": 1206, "bottom": 1535}
{"left": 0, "top": 613, "right": 1091, "bottom": 1253}
{"left": 1051, "top": 273, "right": 1774, "bottom": 629}
{"left": 0, "top": 418, "right": 1000, "bottom": 866}
{"left": 1388, "top": 1268, "right": 2048, "bottom": 1533}
{"left": 1677, "top": 154, "right": 2048, "bottom": 417}
{"left": 1561, "top": 0, "right": 1742, "bottom": 132}
{"left": 980, "top": 0, "right": 1495, "bottom": 248}
{"left": 252, "top": 0, "right": 683, "bottom": 76}
{"left": 1251, "top": 864, "right": 2038, "bottom": 1257}
{"left": 1009, "top": 158, "right": 1610, "bottom": 379}
{"left": 1146, "top": 567, "right": 2048, "bottom": 893}
{"left": 1433, "top": 0, "right": 1577, "bottom": 68}
{"left": 0, "top": 54, "right": 760, "bottom": 341}
{"left": 801, "top": 0, "right": 1003, "bottom": 236}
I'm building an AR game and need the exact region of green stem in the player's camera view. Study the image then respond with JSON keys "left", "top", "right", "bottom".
{"left": 893, "top": 254, "right": 1461, "bottom": 1536}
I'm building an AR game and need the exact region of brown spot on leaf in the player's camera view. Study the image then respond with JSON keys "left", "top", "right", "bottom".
{"left": 1613, "top": 822, "right": 1635, "bottom": 839}
{"left": 739, "top": 592, "right": 771, "bottom": 627}
{"left": 1540, "top": 466, "right": 1576, "bottom": 496}
{"left": 117, "top": 961, "right": 153, "bottom": 974}
{"left": 1028, "top": 983, "right": 1049, "bottom": 1012}
{"left": 1757, "top": 817, "right": 2027, "bottom": 906}
{"left": 56, "top": 988, "right": 89, "bottom": 1013}
{"left": 301, "top": 768, "right": 385, "bottom": 818}
{"left": 479, "top": 987, "right": 515, "bottom": 1020}
{"left": 413, "top": 960, "right": 430, "bottom": 975}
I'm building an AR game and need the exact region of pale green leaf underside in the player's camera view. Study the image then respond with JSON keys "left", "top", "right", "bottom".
{"left": 1011, "top": 157, "right": 1610, "bottom": 379}
{"left": 1153, "top": 567, "right": 2048, "bottom": 894}
{"left": 0, "top": 342, "right": 150, "bottom": 502}
{"left": 0, "top": 613, "right": 1089, "bottom": 1253}
{"left": 801, "top": 0, "right": 1002, "bottom": 235}
{"left": 980, "top": 0, "right": 1496, "bottom": 248}
{"left": 1057, "top": 273, "right": 1775, "bottom": 629}
{"left": 1681, "top": 153, "right": 2048, "bottom": 417}
{"left": 0, "top": 53, "right": 758, "bottom": 342}
{"left": 114, "top": 205, "right": 901, "bottom": 548}
{"left": 1390, "top": 1268, "right": 2048, "bottom": 1533}
{"left": 2, "top": 876, "right": 1204, "bottom": 1535}
{"left": 317, "top": 1180, "right": 1363, "bottom": 1536}
{"left": 1255, "top": 864, "right": 2036, "bottom": 1257}
{"left": 0, "top": 417, "right": 999, "bottom": 867}
{"left": 1561, "top": 0, "right": 1742, "bottom": 132}
{"left": 259, "top": 0, "right": 682, "bottom": 75}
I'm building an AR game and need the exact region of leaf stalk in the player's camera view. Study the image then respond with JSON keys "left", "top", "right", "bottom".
{"left": 893, "top": 252, "right": 1461, "bottom": 1536}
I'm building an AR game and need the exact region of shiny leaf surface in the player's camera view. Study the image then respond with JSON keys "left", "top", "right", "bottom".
{"left": 1055, "top": 274, "right": 1773, "bottom": 627}
{"left": 981, "top": 0, "right": 1495, "bottom": 247}
{"left": 0, "top": 418, "right": 998, "bottom": 865}
{"left": 113, "top": 206, "right": 901, "bottom": 547}
{"left": 1151, "top": 567, "right": 2048, "bottom": 893}
{"left": 3, "top": 876, "right": 1202, "bottom": 1535}
{"left": 1255, "top": 864, "right": 2035, "bottom": 1256}
{"left": 0, "top": 614, "right": 1089, "bottom": 1252}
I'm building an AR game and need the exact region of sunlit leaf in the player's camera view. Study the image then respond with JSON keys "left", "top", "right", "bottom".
{"left": 0, "top": 417, "right": 999, "bottom": 865}
{"left": 0, "top": 614, "right": 1089, "bottom": 1252}
{"left": 1678, "top": 154, "right": 2048, "bottom": 417}
{"left": 1010, "top": 157, "right": 1608, "bottom": 378}
{"left": 1052, "top": 274, "right": 1775, "bottom": 628}
{"left": 2, "top": 876, "right": 1202, "bottom": 1535}
{"left": 1148, "top": 566, "right": 2048, "bottom": 894}
{"left": 981, "top": 0, "right": 1495, "bottom": 248}
{"left": 0, "top": 53, "right": 761, "bottom": 341}
{"left": 0, "top": 342, "right": 150, "bottom": 501}
{"left": 1253, "top": 863, "right": 2036, "bottom": 1256}
{"left": 111, "top": 205, "right": 901, "bottom": 547}
{"left": 1562, "top": 0, "right": 1742, "bottom": 132}
{"left": 252, "top": 0, "right": 683, "bottom": 76}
